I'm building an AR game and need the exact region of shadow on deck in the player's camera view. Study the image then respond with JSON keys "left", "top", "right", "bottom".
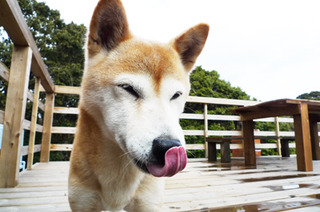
{"left": 1, "top": 157, "right": 320, "bottom": 212}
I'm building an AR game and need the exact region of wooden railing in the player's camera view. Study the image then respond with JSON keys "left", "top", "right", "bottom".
{"left": 0, "top": 0, "right": 54, "bottom": 187}
{"left": 48, "top": 87, "right": 298, "bottom": 156}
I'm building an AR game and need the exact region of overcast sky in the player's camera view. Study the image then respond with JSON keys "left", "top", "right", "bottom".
{"left": 39, "top": 0, "right": 320, "bottom": 101}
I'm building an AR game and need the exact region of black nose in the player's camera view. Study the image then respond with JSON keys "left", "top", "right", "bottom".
{"left": 151, "top": 138, "right": 181, "bottom": 165}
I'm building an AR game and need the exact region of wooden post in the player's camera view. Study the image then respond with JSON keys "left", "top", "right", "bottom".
{"left": 204, "top": 104, "right": 208, "bottom": 158}
{"left": 40, "top": 93, "right": 55, "bottom": 162}
{"left": 293, "top": 103, "right": 313, "bottom": 171}
{"left": 275, "top": 117, "right": 282, "bottom": 156}
{"left": 27, "top": 77, "right": 41, "bottom": 170}
{"left": 242, "top": 119, "right": 256, "bottom": 167}
{"left": 0, "top": 46, "right": 32, "bottom": 188}
{"left": 309, "top": 117, "right": 320, "bottom": 160}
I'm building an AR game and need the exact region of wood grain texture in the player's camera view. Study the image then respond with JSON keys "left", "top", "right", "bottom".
{"left": 0, "top": 159, "right": 319, "bottom": 211}
{"left": 27, "top": 78, "right": 41, "bottom": 170}
{"left": 0, "top": 46, "right": 32, "bottom": 188}
{"left": 0, "top": 0, "right": 54, "bottom": 93}
{"left": 293, "top": 104, "right": 313, "bottom": 171}
{"left": 40, "top": 93, "right": 55, "bottom": 162}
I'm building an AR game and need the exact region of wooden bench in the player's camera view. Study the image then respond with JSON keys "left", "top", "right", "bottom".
{"left": 206, "top": 136, "right": 295, "bottom": 163}
{"left": 205, "top": 137, "right": 234, "bottom": 163}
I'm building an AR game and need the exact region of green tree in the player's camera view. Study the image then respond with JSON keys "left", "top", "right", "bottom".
{"left": 183, "top": 67, "right": 252, "bottom": 157}
{"left": 0, "top": 0, "right": 86, "bottom": 161}
{"left": 297, "top": 91, "right": 320, "bottom": 100}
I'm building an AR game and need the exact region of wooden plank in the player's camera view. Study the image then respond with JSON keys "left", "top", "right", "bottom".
{"left": 22, "top": 120, "right": 43, "bottom": 132}
{"left": 0, "top": 0, "right": 54, "bottom": 93}
{"left": 0, "top": 46, "right": 32, "bottom": 188}
{"left": 27, "top": 90, "right": 45, "bottom": 111}
{"left": 40, "top": 93, "right": 55, "bottom": 162}
{"left": 180, "top": 113, "right": 294, "bottom": 123}
{"left": 0, "top": 159, "right": 319, "bottom": 211}
{"left": 310, "top": 116, "right": 320, "bottom": 160}
{"left": 204, "top": 104, "right": 208, "bottom": 157}
{"left": 21, "top": 144, "right": 41, "bottom": 156}
{"left": 27, "top": 78, "right": 41, "bottom": 170}
{"left": 187, "top": 96, "right": 259, "bottom": 106}
{"left": 293, "top": 103, "right": 313, "bottom": 171}
{"left": 185, "top": 144, "right": 205, "bottom": 150}
{"left": 53, "top": 107, "right": 79, "bottom": 114}
{"left": 239, "top": 105, "right": 301, "bottom": 121}
{"left": 242, "top": 120, "right": 256, "bottom": 167}
{"left": 183, "top": 130, "right": 294, "bottom": 137}
{"left": 54, "top": 85, "right": 81, "bottom": 95}
{"left": 51, "top": 126, "right": 76, "bottom": 134}
{"left": 0, "top": 110, "right": 4, "bottom": 124}
{"left": 0, "top": 61, "right": 9, "bottom": 81}
{"left": 50, "top": 144, "right": 73, "bottom": 151}
{"left": 186, "top": 143, "right": 282, "bottom": 151}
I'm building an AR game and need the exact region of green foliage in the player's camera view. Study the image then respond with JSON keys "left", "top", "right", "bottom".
{"left": 297, "top": 91, "right": 320, "bottom": 100}
{"left": 190, "top": 66, "right": 250, "bottom": 100}
{"left": 0, "top": 0, "right": 86, "bottom": 161}
{"left": 183, "top": 67, "right": 252, "bottom": 157}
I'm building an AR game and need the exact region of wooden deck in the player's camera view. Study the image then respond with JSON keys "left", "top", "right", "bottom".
{"left": 1, "top": 157, "right": 320, "bottom": 211}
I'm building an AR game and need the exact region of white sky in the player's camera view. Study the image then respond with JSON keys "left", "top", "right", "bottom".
{"left": 39, "top": 0, "right": 320, "bottom": 101}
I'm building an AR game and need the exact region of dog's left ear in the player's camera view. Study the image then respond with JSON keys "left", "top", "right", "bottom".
{"left": 87, "top": 0, "right": 131, "bottom": 57}
{"left": 172, "top": 24, "right": 209, "bottom": 72}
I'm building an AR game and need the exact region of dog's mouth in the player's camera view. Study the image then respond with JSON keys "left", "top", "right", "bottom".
{"left": 135, "top": 146, "right": 187, "bottom": 177}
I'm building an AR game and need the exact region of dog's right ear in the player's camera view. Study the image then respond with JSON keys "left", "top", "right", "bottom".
{"left": 87, "top": 0, "right": 131, "bottom": 57}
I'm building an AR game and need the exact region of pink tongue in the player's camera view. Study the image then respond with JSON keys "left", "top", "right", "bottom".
{"left": 146, "top": 146, "right": 187, "bottom": 177}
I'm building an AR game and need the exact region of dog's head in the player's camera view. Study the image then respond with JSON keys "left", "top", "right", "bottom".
{"left": 81, "top": 0, "right": 209, "bottom": 177}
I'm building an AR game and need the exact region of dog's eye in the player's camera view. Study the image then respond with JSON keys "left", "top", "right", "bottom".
{"left": 170, "top": 91, "right": 182, "bottom": 101}
{"left": 118, "top": 84, "right": 140, "bottom": 99}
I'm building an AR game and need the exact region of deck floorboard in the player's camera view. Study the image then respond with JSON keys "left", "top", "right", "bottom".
{"left": 0, "top": 157, "right": 319, "bottom": 211}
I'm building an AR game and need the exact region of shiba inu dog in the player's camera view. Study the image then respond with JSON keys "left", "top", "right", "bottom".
{"left": 68, "top": 0, "right": 209, "bottom": 211}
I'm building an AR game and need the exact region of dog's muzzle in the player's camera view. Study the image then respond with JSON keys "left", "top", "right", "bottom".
{"left": 136, "top": 138, "right": 187, "bottom": 177}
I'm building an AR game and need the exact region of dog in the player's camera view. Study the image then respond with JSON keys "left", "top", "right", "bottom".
{"left": 68, "top": 0, "right": 209, "bottom": 211}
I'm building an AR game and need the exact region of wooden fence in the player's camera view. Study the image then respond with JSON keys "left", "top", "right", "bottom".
{"left": 0, "top": 0, "right": 56, "bottom": 187}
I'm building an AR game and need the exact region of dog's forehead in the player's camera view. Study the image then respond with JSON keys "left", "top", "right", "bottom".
{"left": 101, "top": 39, "right": 188, "bottom": 89}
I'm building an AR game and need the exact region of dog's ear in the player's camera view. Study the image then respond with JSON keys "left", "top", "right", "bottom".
{"left": 87, "top": 0, "right": 131, "bottom": 57}
{"left": 172, "top": 24, "right": 209, "bottom": 72}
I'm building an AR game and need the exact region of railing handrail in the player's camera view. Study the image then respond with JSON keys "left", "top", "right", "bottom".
{"left": 0, "top": 0, "right": 54, "bottom": 93}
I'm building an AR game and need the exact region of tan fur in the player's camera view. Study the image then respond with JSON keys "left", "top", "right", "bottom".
{"left": 68, "top": 0, "right": 209, "bottom": 211}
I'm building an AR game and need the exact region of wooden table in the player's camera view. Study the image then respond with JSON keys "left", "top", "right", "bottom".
{"left": 233, "top": 99, "right": 320, "bottom": 171}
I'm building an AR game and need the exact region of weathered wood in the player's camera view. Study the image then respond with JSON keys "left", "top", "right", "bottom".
{"left": 40, "top": 93, "right": 55, "bottom": 162}
{"left": 180, "top": 113, "right": 293, "bottom": 123}
{"left": 309, "top": 116, "right": 320, "bottom": 160}
{"left": 51, "top": 126, "right": 76, "bottom": 134}
{"left": 275, "top": 117, "right": 282, "bottom": 156}
{"left": 293, "top": 104, "right": 313, "bottom": 171}
{"left": 50, "top": 144, "right": 73, "bottom": 151}
{"left": 187, "top": 96, "right": 259, "bottom": 106}
{"left": 21, "top": 144, "right": 41, "bottom": 157}
{"left": 27, "top": 90, "right": 45, "bottom": 111}
{"left": 0, "top": 110, "right": 4, "bottom": 124}
{"left": 27, "top": 78, "right": 41, "bottom": 170}
{"left": 54, "top": 85, "right": 81, "bottom": 95}
{"left": 0, "top": 61, "right": 9, "bottom": 81}
{"left": 0, "top": 0, "right": 54, "bottom": 93}
{"left": 0, "top": 159, "right": 319, "bottom": 211}
{"left": 242, "top": 120, "right": 256, "bottom": 167}
{"left": 53, "top": 107, "right": 79, "bottom": 114}
{"left": 0, "top": 46, "right": 32, "bottom": 188}
{"left": 186, "top": 144, "right": 206, "bottom": 150}
{"left": 239, "top": 106, "right": 301, "bottom": 121}
{"left": 281, "top": 139, "right": 290, "bottom": 157}
{"left": 45, "top": 143, "right": 285, "bottom": 152}
{"left": 22, "top": 119, "right": 43, "bottom": 132}
{"left": 204, "top": 103, "right": 208, "bottom": 158}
